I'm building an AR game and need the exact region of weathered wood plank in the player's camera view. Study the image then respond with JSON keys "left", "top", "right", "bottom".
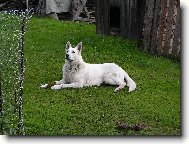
{"left": 119, "top": 0, "right": 131, "bottom": 38}
{"left": 96, "top": 0, "right": 109, "bottom": 35}
{"left": 126, "top": 0, "right": 132, "bottom": 39}
{"left": 129, "top": 0, "right": 138, "bottom": 40}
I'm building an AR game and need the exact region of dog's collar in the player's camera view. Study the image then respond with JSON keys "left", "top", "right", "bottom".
{"left": 68, "top": 64, "right": 81, "bottom": 72}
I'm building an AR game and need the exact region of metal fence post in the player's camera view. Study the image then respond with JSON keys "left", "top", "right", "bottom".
{"left": 18, "top": 15, "right": 26, "bottom": 135}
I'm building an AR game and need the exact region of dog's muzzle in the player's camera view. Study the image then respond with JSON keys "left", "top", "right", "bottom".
{"left": 65, "top": 54, "right": 72, "bottom": 61}
{"left": 65, "top": 54, "right": 69, "bottom": 60}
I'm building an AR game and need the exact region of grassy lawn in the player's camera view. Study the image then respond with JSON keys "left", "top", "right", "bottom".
{"left": 23, "top": 17, "right": 180, "bottom": 135}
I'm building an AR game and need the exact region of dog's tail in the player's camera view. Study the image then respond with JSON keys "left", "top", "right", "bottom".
{"left": 124, "top": 72, "right": 136, "bottom": 92}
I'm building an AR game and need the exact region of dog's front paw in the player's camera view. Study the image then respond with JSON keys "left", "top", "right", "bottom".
{"left": 51, "top": 85, "right": 62, "bottom": 90}
{"left": 40, "top": 84, "right": 48, "bottom": 88}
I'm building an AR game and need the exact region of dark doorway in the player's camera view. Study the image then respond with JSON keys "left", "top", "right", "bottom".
{"left": 109, "top": 6, "right": 120, "bottom": 35}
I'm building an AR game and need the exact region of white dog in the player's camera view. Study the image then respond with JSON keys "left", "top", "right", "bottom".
{"left": 41, "top": 42, "right": 136, "bottom": 92}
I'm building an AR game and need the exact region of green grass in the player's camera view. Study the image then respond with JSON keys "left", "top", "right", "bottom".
{"left": 23, "top": 17, "right": 180, "bottom": 135}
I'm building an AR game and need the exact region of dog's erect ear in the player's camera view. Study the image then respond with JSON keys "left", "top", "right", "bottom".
{"left": 66, "top": 41, "right": 71, "bottom": 50}
{"left": 76, "top": 42, "right": 82, "bottom": 52}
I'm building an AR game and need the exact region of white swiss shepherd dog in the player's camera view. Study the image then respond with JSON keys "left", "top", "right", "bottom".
{"left": 41, "top": 42, "right": 136, "bottom": 92}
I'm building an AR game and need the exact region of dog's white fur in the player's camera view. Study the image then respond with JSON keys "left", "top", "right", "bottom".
{"left": 41, "top": 42, "right": 136, "bottom": 92}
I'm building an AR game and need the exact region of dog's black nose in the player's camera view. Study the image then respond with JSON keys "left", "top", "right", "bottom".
{"left": 65, "top": 54, "right": 69, "bottom": 59}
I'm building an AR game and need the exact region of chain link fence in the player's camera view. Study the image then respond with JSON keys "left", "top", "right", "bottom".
{"left": 0, "top": 9, "right": 33, "bottom": 135}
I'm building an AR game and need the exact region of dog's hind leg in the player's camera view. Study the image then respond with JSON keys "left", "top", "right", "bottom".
{"left": 104, "top": 75, "right": 126, "bottom": 92}
{"left": 114, "top": 82, "right": 126, "bottom": 92}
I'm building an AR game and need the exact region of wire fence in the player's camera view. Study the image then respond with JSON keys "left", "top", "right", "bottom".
{"left": 0, "top": 9, "right": 33, "bottom": 135}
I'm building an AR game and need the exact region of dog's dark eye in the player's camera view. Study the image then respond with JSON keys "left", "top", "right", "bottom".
{"left": 72, "top": 51, "right": 75, "bottom": 53}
